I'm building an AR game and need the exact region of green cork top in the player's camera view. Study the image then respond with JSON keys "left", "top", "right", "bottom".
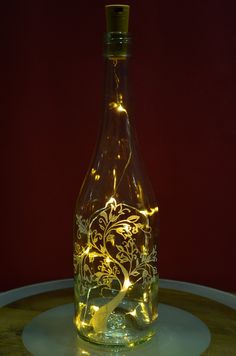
{"left": 105, "top": 5, "right": 130, "bottom": 33}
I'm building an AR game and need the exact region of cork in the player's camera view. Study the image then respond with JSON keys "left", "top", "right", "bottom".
{"left": 105, "top": 5, "right": 130, "bottom": 33}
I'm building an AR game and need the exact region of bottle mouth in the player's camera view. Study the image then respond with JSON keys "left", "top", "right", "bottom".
{"left": 105, "top": 4, "right": 130, "bottom": 33}
{"left": 104, "top": 32, "right": 131, "bottom": 58}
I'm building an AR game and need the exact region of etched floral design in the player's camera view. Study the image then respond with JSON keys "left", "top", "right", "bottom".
{"left": 74, "top": 198, "right": 158, "bottom": 332}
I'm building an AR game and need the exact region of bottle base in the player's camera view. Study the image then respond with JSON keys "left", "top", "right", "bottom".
{"left": 75, "top": 304, "right": 157, "bottom": 348}
{"left": 76, "top": 328, "right": 156, "bottom": 349}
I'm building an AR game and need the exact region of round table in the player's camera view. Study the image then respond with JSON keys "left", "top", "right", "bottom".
{"left": 0, "top": 279, "right": 235, "bottom": 355}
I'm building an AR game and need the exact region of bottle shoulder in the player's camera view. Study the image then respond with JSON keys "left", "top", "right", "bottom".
{"left": 75, "top": 148, "right": 158, "bottom": 215}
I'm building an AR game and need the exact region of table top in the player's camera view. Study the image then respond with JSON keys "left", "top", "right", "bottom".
{"left": 0, "top": 279, "right": 236, "bottom": 355}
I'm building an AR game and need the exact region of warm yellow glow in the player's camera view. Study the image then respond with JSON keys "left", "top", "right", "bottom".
{"left": 113, "top": 168, "right": 117, "bottom": 191}
{"left": 141, "top": 245, "right": 149, "bottom": 256}
{"left": 136, "top": 183, "right": 144, "bottom": 201}
{"left": 90, "top": 305, "right": 99, "bottom": 312}
{"left": 106, "top": 257, "right": 111, "bottom": 263}
{"left": 140, "top": 206, "right": 159, "bottom": 217}
{"left": 109, "top": 101, "right": 127, "bottom": 114}
{"left": 91, "top": 168, "right": 96, "bottom": 175}
{"left": 127, "top": 309, "right": 137, "bottom": 317}
{"left": 105, "top": 197, "right": 117, "bottom": 207}
{"left": 95, "top": 174, "right": 100, "bottom": 181}
{"left": 123, "top": 278, "right": 132, "bottom": 290}
{"left": 89, "top": 252, "right": 99, "bottom": 259}
{"left": 108, "top": 235, "right": 115, "bottom": 245}
{"left": 143, "top": 292, "right": 148, "bottom": 302}
{"left": 75, "top": 315, "right": 89, "bottom": 329}
{"left": 117, "top": 103, "right": 127, "bottom": 113}
{"left": 81, "top": 350, "right": 90, "bottom": 356}
{"left": 128, "top": 342, "right": 135, "bottom": 348}
{"left": 117, "top": 154, "right": 121, "bottom": 159}
{"left": 139, "top": 302, "right": 150, "bottom": 323}
{"left": 84, "top": 247, "right": 90, "bottom": 255}
{"left": 123, "top": 223, "right": 130, "bottom": 232}
{"left": 75, "top": 316, "right": 80, "bottom": 329}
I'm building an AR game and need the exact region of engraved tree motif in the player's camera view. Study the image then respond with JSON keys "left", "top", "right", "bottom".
{"left": 74, "top": 198, "right": 157, "bottom": 333}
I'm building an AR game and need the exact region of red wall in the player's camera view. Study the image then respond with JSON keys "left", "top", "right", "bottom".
{"left": 1, "top": 0, "right": 236, "bottom": 292}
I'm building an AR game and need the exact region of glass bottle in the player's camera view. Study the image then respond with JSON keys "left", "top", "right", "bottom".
{"left": 73, "top": 4, "right": 159, "bottom": 348}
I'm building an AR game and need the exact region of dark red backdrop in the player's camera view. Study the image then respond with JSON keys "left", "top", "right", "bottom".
{"left": 1, "top": 0, "right": 236, "bottom": 292}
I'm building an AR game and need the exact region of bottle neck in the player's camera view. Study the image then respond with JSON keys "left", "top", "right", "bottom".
{"left": 101, "top": 33, "right": 133, "bottom": 144}
{"left": 104, "top": 57, "right": 130, "bottom": 116}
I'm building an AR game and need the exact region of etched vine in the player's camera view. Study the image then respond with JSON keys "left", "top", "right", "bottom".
{"left": 74, "top": 198, "right": 158, "bottom": 332}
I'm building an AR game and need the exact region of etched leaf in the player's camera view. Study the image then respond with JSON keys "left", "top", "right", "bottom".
{"left": 117, "top": 245, "right": 124, "bottom": 252}
{"left": 107, "top": 234, "right": 115, "bottom": 245}
{"left": 95, "top": 271, "right": 104, "bottom": 279}
{"left": 116, "top": 227, "right": 123, "bottom": 235}
{"left": 127, "top": 215, "right": 140, "bottom": 222}
{"left": 137, "top": 223, "right": 144, "bottom": 229}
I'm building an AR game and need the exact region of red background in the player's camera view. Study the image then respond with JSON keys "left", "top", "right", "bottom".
{"left": 1, "top": 0, "right": 236, "bottom": 292}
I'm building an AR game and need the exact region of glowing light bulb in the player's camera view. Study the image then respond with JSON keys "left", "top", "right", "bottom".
{"left": 123, "top": 223, "right": 130, "bottom": 232}
{"left": 81, "top": 350, "right": 90, "bottom": 356}
{"left": 123, "top": 278, "right": 132, "bottom": 290}
{"left": 117, "top": 103, "right": 127, "bottom": 113}
{"left": 89, "top": 252, "right": 99, "bottom": 259}
{"left": 141, "top": 245, "right": 149, "bottom": 256}
{"left": 140, "top": 206, "right": 159, "bottom": 217}
{"left": 109, "top": 101, "right": 128, "bottom": 114}
{"left": 128, "top": 309, "right": 137, "bottom": 317}
{"left": 91, "top": 305, "right": 99, "bottom": 312}
{"left": 84, "top": 247, "right": 90, "bottom": 255}
{"left": 105, "top": 197, "right": 117, "bottom": 207}
{"left": 143, "top": 292, "right": 148, "bottom": 302}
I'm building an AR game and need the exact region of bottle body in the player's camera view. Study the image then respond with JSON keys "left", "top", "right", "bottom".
{"left": 73, "top": 32, "right": 159, "bottom": 347}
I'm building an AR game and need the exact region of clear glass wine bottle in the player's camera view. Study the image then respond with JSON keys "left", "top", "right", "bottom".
{"left": 73, "top": 4, "right": 159, "bottom": 347}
